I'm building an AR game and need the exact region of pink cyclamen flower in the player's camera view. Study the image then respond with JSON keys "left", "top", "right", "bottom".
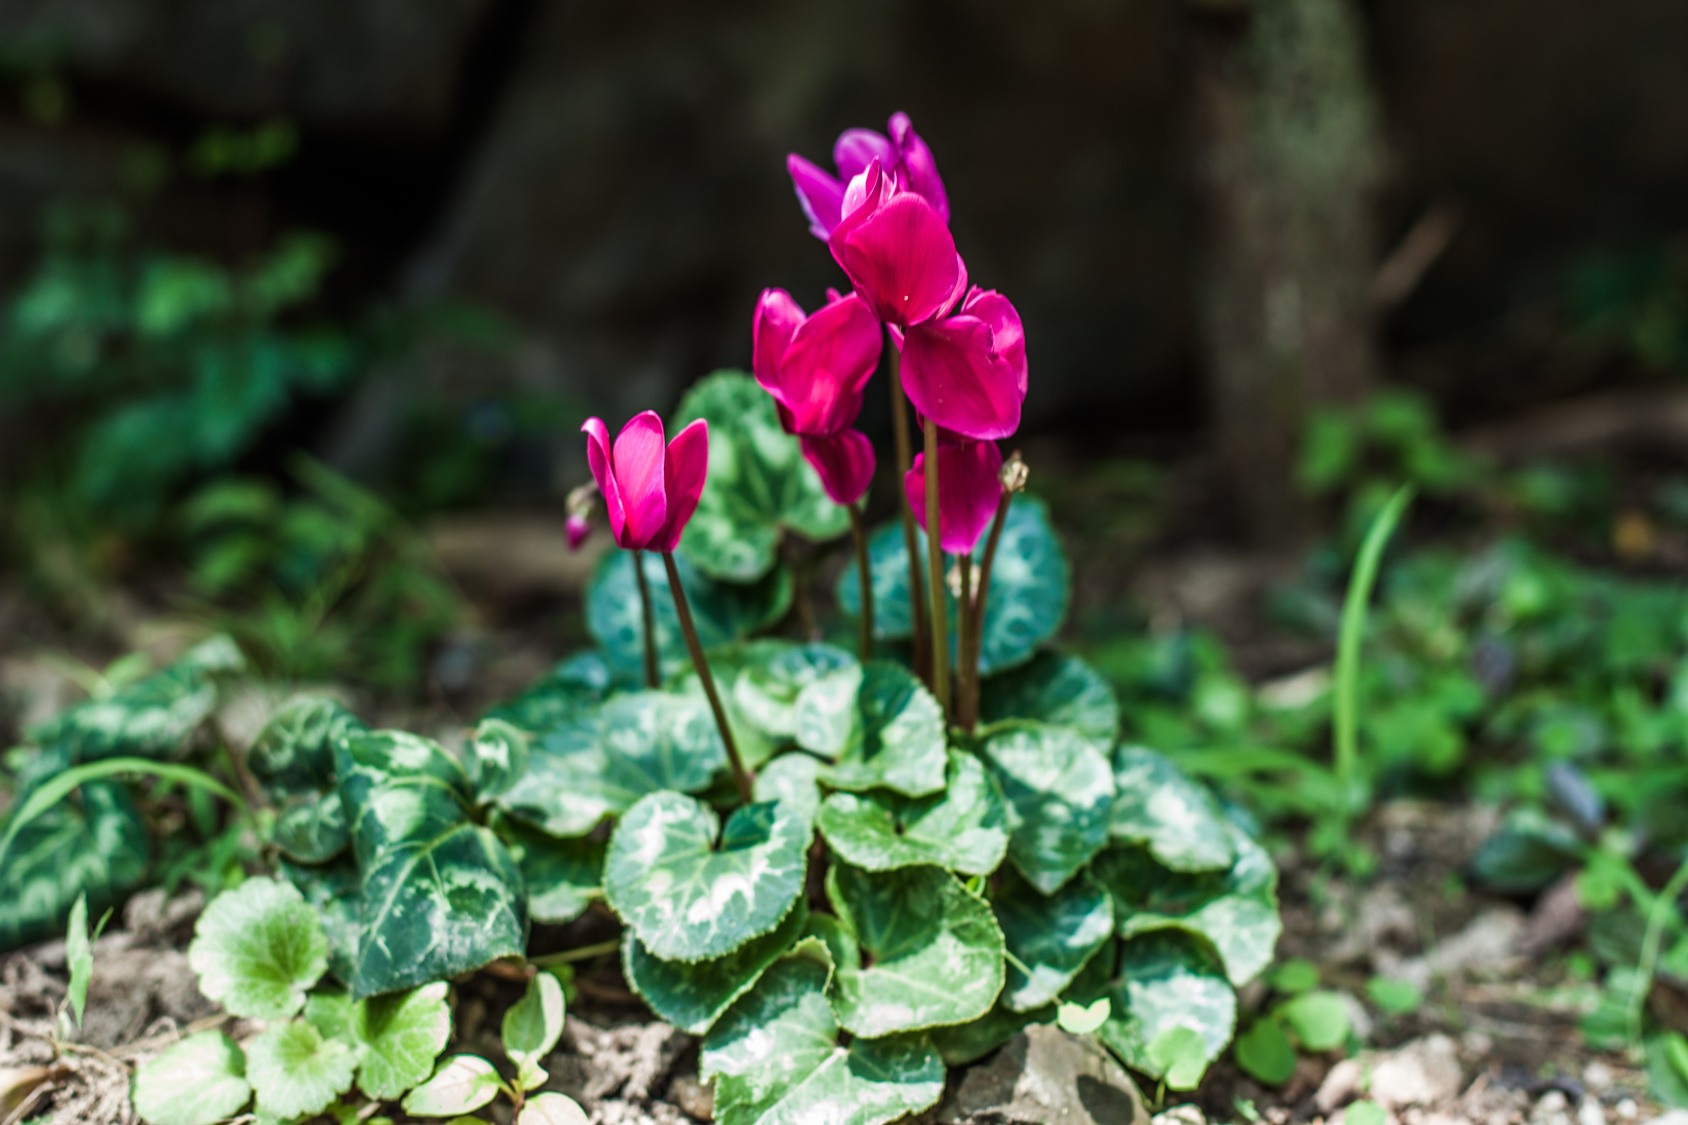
{"left": 564, "top": 482, "right": 598, "bottom": 550}
{"left": 829, "top": 159, "right": 966, "bottom": 329}
{"left": 787, "top": 111, "right": 950, "bottom": 240}
{"left": 800, "top": 430, "right": 876, "bottom": 507}
{"left": 752, "top": 288, "right": 883, "bottom": 437}
{"left": 581, "top": 411, "right": 708, "bottom": 552}
{"left": 905, "top": 439, "right": 1004, "bottom": 553}
{"left": 899, "top": 287, "right": 1028, "bottom": 442}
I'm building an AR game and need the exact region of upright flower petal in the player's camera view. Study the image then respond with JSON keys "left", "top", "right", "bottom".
{"left": 787, "top": 154, "right": 846, "bottom": 241}
{"left": 888, "top": 112, "right": 949, "bottom": 225}
{"left": 652, "top": 418, "right": 710, "bottom": 552}
{"left": 777, "top": 293, "right": 883, "bottom": 434}
{"left": 834, "top": 128, "right": 898, "bottom": 183}
{"left": 904, "top": 441, "right": 1004, "bottom": 554}
{"left": 960, "top": 287, "right": 1026, "bottom": 392}
{"left": 800, "top": 430, "right": 876, "bottom": 507}
{"left": 582, "top": 417, "right": 628, "bottom": 546}
{"left": 900, "top": 314, "right": 1024, "bottom": 441}
{"left": 612, "top": 411, "right": 669, "bottom": 548}
{"left": 753, "top": 289, "right": 806, "bottom": 396}
{"left": 831, "top": 188, "right": 966, "bottom": 328}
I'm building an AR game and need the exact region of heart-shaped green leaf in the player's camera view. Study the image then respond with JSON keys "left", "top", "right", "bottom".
{"left": 604, "top": 792, "right": 809, "bottom": 962}
{"left": 1110, "top": 746, "right": 1235, "bottom": 873}
{"left": 245, "top": 1020, "right": 358, "bottom": 1120}
{"left": 731, "top": 642, "right": 858, "bottom": 742}
{"left": 403, "top": 1054, "right": 503, "bottom": 1116}
{"left": 187, "top": 877, "right": 328, "bottom": 1020}
{"left": 817, "top": 752, "right": 1009, "bottom": 875}
{"left": 825, "top": 862, "right": 1005, "bottom": 1038}
{"left": 702, "top": 957, "right": 946, "bottom": 1125}
{"left": 336, "top": 730, "right": 527, "bottom": 999}
{"left": 28, "top": 635, "right": 244, "bottom": 762}
{"left": 675, "top": 371, "right": 851, "bottom": 581}
{"left": 482, "top": 651, "right": 615, "bottom": 735}
{"left": 625, "top": 902, "right": 808, "bottom": 1034}
{"left": 248, "top": 694, "right": 363, "bottom": 797}
{"left": 0, "top": 779, "right": 148, "bottom": 950}
{"left": 130, "top": 1031, "right": 252, "bottom": 1125}
{"left": 466, "top": 718, "right": 530, "bottom": 800}
{"left": 496, "top": 691, "right": 727, "bottom": 837}
{"left": 271, "top": 790, "right": 350, "bottom": 864}
{"left": 497, "top": 819, "right": 604, "bottom": 925}
{"left": 979, "top": 723, "right": 1116, "bottom": 894}
{"left": 587, "top": 549, "right": 792, "bottom": 681}
{"left": 796, "top": 662, "right": 946, "bottom": 798}
{"left": 752, "top": 751, "right": 825, "bottom": 824}
{"left": 1093, "top": 821, "right": 1281, "bottom": 986}
{"left": 980, "top": 652, "right": 1119, "bottom": 750}
{"left": 1098, "top": 932, "right": 1237, "bottom": 1085}
{"left": 837, "top": 498, "right": 1070, "bottom": 674}
{"left": 993, "top": 865, "right": 1115, "bottom": 1012}
{"left": 353, "top": 981, "right": 454, "bottom": 1100}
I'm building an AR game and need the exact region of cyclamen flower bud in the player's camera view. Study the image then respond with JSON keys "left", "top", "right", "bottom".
{"left": 581, "top": 412, "right": 709, "bottom": 552}
{"left": 564, "top": 482, "right": 598, "bottom": 551}
{"left": 1000, "top": 451, "right": 1029, "bottom": 494}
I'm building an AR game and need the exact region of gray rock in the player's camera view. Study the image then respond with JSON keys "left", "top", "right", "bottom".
{"left": 1367, "top": 1034, "right": 1464, "bottom": 1111}
{"left": 938, "top": 1024, "right": 1149, "bottom": 1125}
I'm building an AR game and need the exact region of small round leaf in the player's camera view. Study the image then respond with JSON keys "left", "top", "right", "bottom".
{"left": 187, "top": 878, "right": 328, "bottom": 1020}
{"left": 244, "top": 1020, "right": 358, "bottom": 1120}
{"left": 131, "top": 1031, "right": 251, "bottom": 1125}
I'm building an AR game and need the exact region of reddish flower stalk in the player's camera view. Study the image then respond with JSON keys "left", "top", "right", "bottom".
{"left": 662, "top": 552, "right": 751, "bottom": 805}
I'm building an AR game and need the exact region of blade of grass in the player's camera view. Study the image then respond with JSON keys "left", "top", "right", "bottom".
{"left": 0, "top": 758, "right": 248, "bottom": 871}
{"left": 1333, "top": 485, "right": 1414, "bottom": 795}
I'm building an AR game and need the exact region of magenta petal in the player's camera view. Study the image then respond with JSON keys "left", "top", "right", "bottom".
{"left": 778, "top": 292, "right": 883, "bottom": 435}
{"left": 582, "top": 417, "right": 627, "bottom": 547}
{"left": 900, "top": 317, "right": 1024, "bottom": 441}
{"left": 787, "top": 154, "right": 845, "bottom": 240}
{"left": 652, "top": 418, "right": 709, "bottom": 551}
{"left": 960, "top": 288, "right": 1027, "bottom": 396}
{"left": 612, "top": 411, "right": 669, "bottom": 549}
{"left": 904, "top": 441, "right": 1004, "bottom": 553}
{"left": 888, "top": 112, "right": 949, "bottom": 225}
{"left": 834, "top": 128, "right": 897, "bottom": 182}
{"left": 753, "top": 289, "right": 806, "bottom": 400}
{"left": 801, "top": 430, "right": 875, "bottom": 507}
{"left": 832, "top": 193, "right": 964, "bottom": 328}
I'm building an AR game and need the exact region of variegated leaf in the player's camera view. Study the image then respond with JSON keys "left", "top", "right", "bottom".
{"left": 980, "top": 652, "right": 1119, "bottom": 751}
{"left": 1092, "top": 820, "right": 1281, "bottom": 986}
{"left": 1110, "top": 745, "right": 1235, "bottom": 873}
{"left": 795, "top": 662, "right": 946, "bottom": 798}
{"left": 495, "top": 691, "right": 726, "bottom": 838}
{"left": 979, "top": 722, "right": 1116, "bottom": 894}
{"left": 701, "top": 958, "right": 945, "bottom": 1125}
{"left": 825, "top": 862, "right": 1005, "bottom": 1038}
{"left": 1098, "top": 932, "right": 1236, "bottom": 1085}
{"left": 817, "top": 752, "right": 1008, "bottom": 875}
{"left": 993, "top": 865, "right": 1115, "bottom": 1012}
{"left": 603, "top": 793, "right": 808, "bottom": 962}
{"left": 624, "top": 902, "right": 808, "bottom": 1034}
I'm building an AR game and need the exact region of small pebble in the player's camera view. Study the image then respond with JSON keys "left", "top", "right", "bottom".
{"left": 1531, "top": 1091, "right": 1572, "bottom": 1125}
{"left": 1153, "top": 1105, "right": 1207, "bottom": 1125}
{"left": 1615, "top": 1100, "right": 1637, "bottom": 1121}
{"left": 1579, "top": 1096, "right": 1607, "bottom": 1125}
{"left": 1582, "top": 1062, "right": 1613, "bottom": 1092}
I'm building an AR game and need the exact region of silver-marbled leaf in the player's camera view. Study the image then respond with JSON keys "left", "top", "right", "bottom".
{"left": 603, "top": 792, "right": 808, "bottom": 962}
{"left": 817, "top": 752, "right": 1008, "bottom": 875}
{"left": 701, "top": 958, "right": 945, "bottom": 1125}
{"left": 1110, "top": 745, "right": 1235, "bottom": 873}
{"left": 795, "top": 662, "right": 946, "bottom": 798}
{"left": 495, "top": 691, "right": 727, "bottom": 838}
{"left": 980, "top": 651, "right": 1119, "bottom": 751}
{"left": 624, "top": 902, "right": 808, "bottom": 1034}
{"left": 825, "top": 862, "right": 1005, "bottom": 1038}
{"left": 1098, "top": 932, "right": 1237, "bottom": 1085}
{"left": 993, "top": 865, "right": 1115, "bottom": 1012}
{"left": 979, "top": 723, "right": 1116, "bottom": 894}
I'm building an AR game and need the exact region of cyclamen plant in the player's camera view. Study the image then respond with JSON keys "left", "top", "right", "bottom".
{"left": 0, "top": 112, "right": 1281, "bottom": 1125}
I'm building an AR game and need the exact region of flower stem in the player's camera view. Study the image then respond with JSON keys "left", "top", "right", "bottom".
{"left": 888, "top": 333, "right": 930, "bottom": 686}
{"left": 662, "top": 552, "right": 752, "bottom": 804}
{"left": 963, "top": 490, "right": 1014, "bottom": 729}
{"left": 957, "top": 552, "right": 974, "bottom": 727}
{"left": 848, "top": 503, "right": 874, "bottom": 662}
{"left": 632, "top": 548, "right": 659, "bottom": 689}
{"left": 923, "top": 418, "right": 949, "bottom": 716}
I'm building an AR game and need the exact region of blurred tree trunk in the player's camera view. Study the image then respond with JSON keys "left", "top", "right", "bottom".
{"left": 1190, "top": 0, "right": 1385, "bottom": 544}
